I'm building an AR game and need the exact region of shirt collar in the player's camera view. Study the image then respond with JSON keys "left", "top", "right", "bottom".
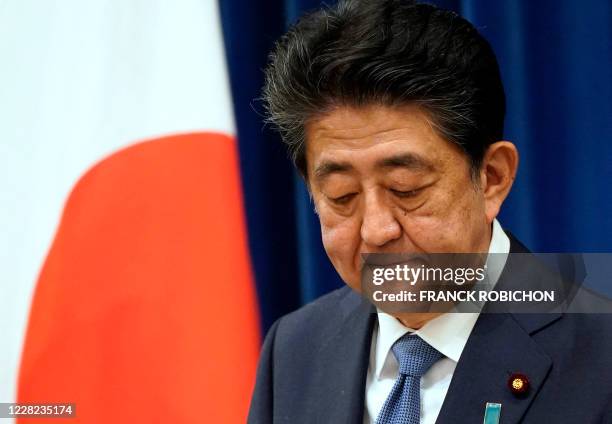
{"left": 373, "top": 219, "right": 510, "bottom": 379}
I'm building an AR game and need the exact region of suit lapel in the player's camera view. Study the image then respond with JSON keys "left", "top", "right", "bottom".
{"left": 435, "top": 313, "right": 552, "bottom": 423}
{"left": 311, "top": 289, "right": 376, "bottom": 424}
{"left": 436, "top": 233, "right": 562, "bottom": 424}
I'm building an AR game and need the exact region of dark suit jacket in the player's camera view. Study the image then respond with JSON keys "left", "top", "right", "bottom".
{"left": 248, "top": 235, "right": 612, "bottom": 423}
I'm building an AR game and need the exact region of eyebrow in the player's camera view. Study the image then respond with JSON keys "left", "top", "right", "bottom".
{"left": 313, "top": 161, "right": 353, "bottom": 180}
{"left": 313, "top": 152, "right": 434, "bottom": 181}
{"left": 376, "top": 153, "right": 435, "bottom": 172}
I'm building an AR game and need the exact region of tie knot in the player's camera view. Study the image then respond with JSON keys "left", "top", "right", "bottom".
{"left": 391, "top": 334, "right": 443, "bottom": 377}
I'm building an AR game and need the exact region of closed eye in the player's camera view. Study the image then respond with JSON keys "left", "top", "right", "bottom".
{"left": 391, "top": 188, "right": 421, "bottom": 198}
{"left": 331, "top": 193, "right": 357, "bottom": 205}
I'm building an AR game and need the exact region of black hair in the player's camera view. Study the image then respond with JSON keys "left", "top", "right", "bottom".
{"left": 262, "top": 0, "right": 506, "bottom": 178}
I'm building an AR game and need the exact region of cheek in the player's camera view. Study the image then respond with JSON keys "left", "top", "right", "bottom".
{"left": 399, "top": 214, "right": 454, "bottom": 251}
{"left": 320, "top": 215, "right": 359, "bottom": 261}
{"left": 318, "top": 206, "right": 362, "bottom": 284}
{"left": 400, "top": 181, "right": 485, "bottom": 251}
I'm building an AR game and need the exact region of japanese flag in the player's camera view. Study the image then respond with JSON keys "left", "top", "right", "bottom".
{"left": 1, "top": 1, "right": 260, "bottom": 422}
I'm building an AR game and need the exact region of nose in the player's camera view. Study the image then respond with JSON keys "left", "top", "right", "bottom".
{"left": 360, "top": 191, "right": 402, "bottom": 248}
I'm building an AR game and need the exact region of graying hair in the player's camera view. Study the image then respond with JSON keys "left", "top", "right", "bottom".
{"left": 262, "top": 0, "right": 505, "bottom": 179}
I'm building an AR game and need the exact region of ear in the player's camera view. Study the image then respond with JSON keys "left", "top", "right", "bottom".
{"left": 479, "top": 141, "right": 519, "bottom": 223}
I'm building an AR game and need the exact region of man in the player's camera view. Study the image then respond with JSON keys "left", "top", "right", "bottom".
{"left": 248, "top": 1, "right": 612, "bottom": 423}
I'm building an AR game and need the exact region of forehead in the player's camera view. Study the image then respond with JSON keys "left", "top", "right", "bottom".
{"left": 307, "top": 104, "right": 433, "bottom": 140}
{"left": 304, "top": 104, "right": 464, "bottom": 180}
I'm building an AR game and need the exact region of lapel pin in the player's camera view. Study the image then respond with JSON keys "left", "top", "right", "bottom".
{"left": 483, "top": 402, "right": 502, "bottom": 424}
{"left": 508, "top": 372, "right": 530, "bottom": 397}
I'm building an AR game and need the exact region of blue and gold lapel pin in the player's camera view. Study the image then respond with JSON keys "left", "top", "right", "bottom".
{"left": 483, "top": 402, "right": 502, "bottom": 424}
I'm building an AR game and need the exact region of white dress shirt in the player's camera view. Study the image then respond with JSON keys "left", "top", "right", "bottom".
{"left": 363, "top": 219, "right": 510, "bottom": 424}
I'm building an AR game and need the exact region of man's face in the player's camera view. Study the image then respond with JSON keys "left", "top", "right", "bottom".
{"left": 305, "top": 104, "right": 493, "bottom": 291}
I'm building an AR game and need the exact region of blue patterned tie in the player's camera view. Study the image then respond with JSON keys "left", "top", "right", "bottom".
{"left": 375, "top": 335, "right": 443, "bottom": 424}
